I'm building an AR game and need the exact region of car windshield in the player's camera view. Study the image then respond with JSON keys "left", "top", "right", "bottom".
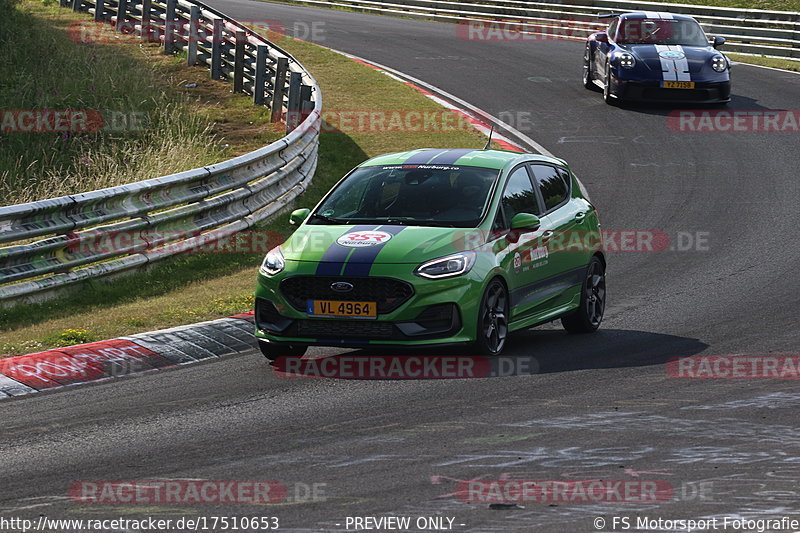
{"left": 310, "top": 164, "right": 499, "bottom": 227}
{"left": 616, "top": 19, "right": 709, "bottom": 46}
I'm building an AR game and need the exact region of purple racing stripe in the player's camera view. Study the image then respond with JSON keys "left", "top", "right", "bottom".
{"left": 315, "top": 225, "right": 377, "bottom": 276}
{"left": 402, "top": 149, "right": 449, "bottom": 165}
{"left": 427, "top": 148, "right": 475, "bottom": 165}
{"left": 342, "top": 225, "right": 407, "bottom": 277}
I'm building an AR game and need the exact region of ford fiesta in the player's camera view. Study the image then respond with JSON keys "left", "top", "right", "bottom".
{"left": 254, "top": 148, "right": 606, "bottom": 358}
{"left": 583, "top": 12, "right": 731, "bottom": 104}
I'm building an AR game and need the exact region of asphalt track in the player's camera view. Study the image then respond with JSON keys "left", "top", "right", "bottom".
{"left": 2, "top": 3, "right": 800, "bottom": 532}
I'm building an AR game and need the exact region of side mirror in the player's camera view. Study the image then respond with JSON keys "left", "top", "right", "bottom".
{"left": 510, "top": 212, "right": 541, "bottom": 231}
{"left": 713, "top": 36, "right": 725, "bottom": 48}
{"left": 289, "top": 208, "right": 310, "bottom": 226}
{"left": 595, "top": 32, "right": 608, "bottom": 43}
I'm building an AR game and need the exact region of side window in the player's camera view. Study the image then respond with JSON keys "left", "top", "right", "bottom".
{"left": 500, "top": 166, "right": 540, "bottom": 227}
{"left": 607, "top": 19, "right": 618, "bottom": 40}
{"left": 532, "top": 165, "right": 569, "bottom": 212}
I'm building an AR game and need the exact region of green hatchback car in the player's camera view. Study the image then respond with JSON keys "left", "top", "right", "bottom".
{"left": 255, "top": 148, "right": 605, "bottom": 358}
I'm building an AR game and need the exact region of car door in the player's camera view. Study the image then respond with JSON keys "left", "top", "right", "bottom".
{"left": 492, "top": 164, "right": 560, "bottom": 322}
{"left": 530, "top": 164, "right": 592, "bottom": 309}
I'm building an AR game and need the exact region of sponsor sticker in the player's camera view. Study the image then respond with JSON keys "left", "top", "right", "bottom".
{"left": 658, "top": 50, "right": 686, "bottom": 60}
{"left": 336, "top": 231, "right": 393, "bottom": 248}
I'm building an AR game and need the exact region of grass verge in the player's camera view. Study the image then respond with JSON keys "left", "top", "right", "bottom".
{"left": 728, "top": 53, "right": 800, "bottom": 72}
{"left": 0, "top": 0, "right": 285, "bottom": 205}
{"left": 0, "top": 18, "right": 493, "bottom": 356}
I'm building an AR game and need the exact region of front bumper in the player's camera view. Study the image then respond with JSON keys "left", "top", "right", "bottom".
{"left": 255, "top": 298, "right": 464, "bottom": 347}
{"left": 611, "top": 78, "right": 731, "bottom": 104}
{"left": 254, "top": 269, "right": 482, "bottom": 347}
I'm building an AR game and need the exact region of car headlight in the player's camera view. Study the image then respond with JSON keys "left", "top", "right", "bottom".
{"left": 414, "top": 251, "right": 476, "bottom": 279}
{"left": 711, "top": 55, "right": 728, "bottom": 72}
{"left": 617, "top": 52, "right": 635, "bottom": 69}
{"left": 260, "top": 246, "right": 285, "bottom": 276}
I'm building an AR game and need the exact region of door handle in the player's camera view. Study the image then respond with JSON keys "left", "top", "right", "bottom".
{"left": 574, "top": 211, "right": 587, "bottom": 222}
{"left": 541, "top": 230, "right": 554, "bottom": 243}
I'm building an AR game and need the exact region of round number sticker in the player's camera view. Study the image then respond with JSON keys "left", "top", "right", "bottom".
{"left": 336, "top": 231, "right": 393, "bottom": 247}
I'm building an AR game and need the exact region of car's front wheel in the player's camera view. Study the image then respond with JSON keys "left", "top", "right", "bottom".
{"left": 603, "top": 65, "right": 617, "bottom": 105}
{"left": 473, "top": 278, "right": 509, "bottom": 356}
{"left": 561, "top": 256, "right": 606, "bottom": 333}
{"left": 258, "top": 341, "right": 308, "bottom": 361}
{"left": 582, "top": 44, "right": 595, "bottom": 90}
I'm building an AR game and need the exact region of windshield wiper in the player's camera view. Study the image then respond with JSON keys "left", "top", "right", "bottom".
{"left": 310, "top": 213, "right": 346, "bottom": 224}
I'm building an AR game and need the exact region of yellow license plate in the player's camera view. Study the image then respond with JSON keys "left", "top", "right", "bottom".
{"left": 308, "top": 300, "right": 377, "bottom": 318}
{"left": 661, "top": 81, "right": 695, "bottom": 89}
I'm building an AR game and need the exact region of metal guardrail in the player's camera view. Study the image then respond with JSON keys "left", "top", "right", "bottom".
{"left": 0, "top": 0, "right": 322, "bottom": 302}
{"left": 280, "top": 0, "right": 800, "bottom": 59}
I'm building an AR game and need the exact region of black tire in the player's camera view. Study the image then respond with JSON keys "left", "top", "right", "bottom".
{"left": 582, "top": 44, "right": 595, "bottom": 90}
{"left": 473, "top": 278, "right": 509, "bottom": 356}
{"left": 258, "top": 341, "right": 308, "bottom": 361}
{"left": 603, "top": 64, "right": 617, "bottom": 105}
{"left": 561, "top": 256, "right": 606, "bottom": 333}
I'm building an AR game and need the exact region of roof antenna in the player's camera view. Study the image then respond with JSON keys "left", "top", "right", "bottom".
{"left": 483, "top": 126, "right": 494, "bottom": 150}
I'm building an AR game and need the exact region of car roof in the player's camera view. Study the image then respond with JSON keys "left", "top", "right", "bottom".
{"left": 360, "top": 149, "right": 564, "bottom": 170}
{"left": 618, "top": 11, "right": 698, "bottom": 22}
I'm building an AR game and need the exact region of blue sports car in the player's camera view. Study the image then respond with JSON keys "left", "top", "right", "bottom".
{"left": 583, "top": 12, "right": 731, "bottom": 105}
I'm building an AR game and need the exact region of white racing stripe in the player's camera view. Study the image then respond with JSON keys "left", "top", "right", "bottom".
{"left": 655, "top": 44, "right": 677, "bottom": 81}
{"left": 655, "top": 44, "right": 692, "bottom": 82}
{"left": 643, "top": 11, "right": 660, "bottom": 18}
{"left": 672, "top": 45, "right": 691, "bottom": 81}
{"left": 658, "top": 12, "right": 674, "bottom": 19}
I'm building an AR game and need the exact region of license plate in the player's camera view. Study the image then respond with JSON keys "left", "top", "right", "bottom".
{"left": 661, "top": 81, "right": 695, "bottom": 89}
{"left": 307, "top": 300, "right": 377, "bottom": 318}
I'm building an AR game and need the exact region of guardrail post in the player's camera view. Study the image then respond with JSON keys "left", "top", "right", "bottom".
{"left": 210, "top": 19, "right": 224, "bottom": 80}
{"left": 285, "top": 72, "right": 302, "bottom": 133}
{"left": 140, "top": 0, "right": 152, "bottom": 41}
{"left": 187, "top": 6, "right": 201, "bottom": 66}
{"left": 116, "top": 0, "right": 128, "bottom": 32}
{"left": 164, "top": 0, "right": 177, "bottom": 54}
{"left": 233, "top": 30, "right": 246, "bottom": 93}
{"left": 253, "top": 44, "right": 268, "bottom": 106}
{"left": 270, "top": 56, "right": 288, "bottom": 123}
{"left": 94, "top": 0, "right": 105, "bottom": 21}
{"left": 72, "top": 0, "right": 81, "bottom": 12}
{"left": 300, "top": 84, "right": 313, "bottom": 125}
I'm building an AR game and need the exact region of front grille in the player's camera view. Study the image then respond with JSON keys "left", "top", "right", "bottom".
{"left": 281, "top": 276, "right": 414, "bottom": 314}
{"left": 296, "top": 319, "right": 395, "bottom": 339}
{"left": 641, "top": 88, "right": 716, "bottom": 101}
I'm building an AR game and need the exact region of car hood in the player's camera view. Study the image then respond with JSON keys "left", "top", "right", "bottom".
{"left": 622, "top": 44, "right": 717, "bottom": 74}
{"left": 282, "top": 224, "right": 483, "bottom": 265}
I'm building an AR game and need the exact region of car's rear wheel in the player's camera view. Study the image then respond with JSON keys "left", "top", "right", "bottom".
{"left": 561, "top": 256, "right": 606, "bottom": 333}
{"left": 258, "top": 341, "right": 308, "bottom": 361}
{"left": 473, "top": 279, "right": 509, "bottom": 356}
{"left": 582, "top": 45, "right": 595, "bottom": 90}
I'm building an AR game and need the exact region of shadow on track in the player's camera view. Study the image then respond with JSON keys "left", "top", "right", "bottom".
{"left": 268, "top": 329, "right": 708, "bottom": 380}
